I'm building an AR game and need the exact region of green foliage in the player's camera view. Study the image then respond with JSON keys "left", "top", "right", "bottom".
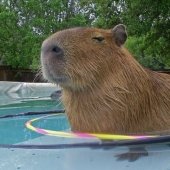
{"left": 122, "top": 0, "right": 170, "bottom": 69}
{"left": 0, "top": 0, "right": 95, "bottom": 70}
{"left": 92, "top": 0, "right": 170, "bottom": 69}
{"left": 125, "top": 36, "right": 169, "bottom": 69}
{"left": 0, "top": 0, "right": 169, "bottom": 70}
{"left": 92, "top": 0, "right": 122, "bottom": 28}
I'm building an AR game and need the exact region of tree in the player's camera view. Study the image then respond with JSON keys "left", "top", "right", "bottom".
{"left": 93, "top": 0, "right": 170, "bottom": 69}
{"left": 92, "top": 0, "right": 122, "bottom": 28}
{"left": 122, "top": 0, "right": 170, "bottom": 69}
{"left": 1, "top": 0, "right": 170, "bottom": 70}
{"left": 0, "top": 0, "right": 95, "bottom": 69}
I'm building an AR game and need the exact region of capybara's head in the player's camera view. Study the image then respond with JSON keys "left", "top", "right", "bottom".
{"left": 41, "top": 24, "right": 127, "bottom": 90}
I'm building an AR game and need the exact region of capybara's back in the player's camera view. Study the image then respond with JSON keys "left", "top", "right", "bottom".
{"left": 41, "top": 25, "right": 170, "bottom": 135}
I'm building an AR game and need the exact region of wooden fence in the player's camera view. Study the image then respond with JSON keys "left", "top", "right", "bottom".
{"left": 0, "top": 66, "right": 43, "bottom": 82}
{"left": 0, "top": 66, "right": 170, "bottom": 82}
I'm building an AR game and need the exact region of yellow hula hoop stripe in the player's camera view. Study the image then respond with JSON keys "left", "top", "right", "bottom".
{"left": 25, "top": 113, "right": 157, "bottom": 140}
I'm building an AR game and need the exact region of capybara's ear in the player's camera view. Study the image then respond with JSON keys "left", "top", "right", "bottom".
{"left": 112, "top": 24, "right": 127, "bottom": 46}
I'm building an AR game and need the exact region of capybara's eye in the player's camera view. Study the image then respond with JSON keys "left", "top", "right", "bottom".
{"left": 92, "top": 37, "right": 105, "bottom": 42}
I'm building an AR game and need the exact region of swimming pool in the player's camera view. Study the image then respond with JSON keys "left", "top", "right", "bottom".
{"left": 0, "top": 82, "right": 170, "bottom": 170}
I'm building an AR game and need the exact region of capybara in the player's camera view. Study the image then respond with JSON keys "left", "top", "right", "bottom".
{"left": 41, "top": 24, "right": 170, "bottom": 136}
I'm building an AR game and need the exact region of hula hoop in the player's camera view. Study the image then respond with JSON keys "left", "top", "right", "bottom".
{"left": 0, "top": 110, "right": 169, "bottom": 149}
{"left": 25, "top": 113, "right": 157, "bottom": 140}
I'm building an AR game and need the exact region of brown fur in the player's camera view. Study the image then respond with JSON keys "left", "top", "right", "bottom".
{"left": 41, "top": 25, "right": 170, "bottom": 135}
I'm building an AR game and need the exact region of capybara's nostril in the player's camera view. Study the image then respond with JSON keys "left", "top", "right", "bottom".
{"left": 52, "top": 45, "right": 63, "bottom": 57}
{"left": 53, "top": 46, "right": 61, "bottom": 53}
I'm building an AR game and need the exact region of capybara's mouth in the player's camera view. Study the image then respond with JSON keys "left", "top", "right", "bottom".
{"left": 41, "top": 56, "right": 69, "bottom": 84}
{"left": 43, "top": 65, "right": 69, "bottom": 84}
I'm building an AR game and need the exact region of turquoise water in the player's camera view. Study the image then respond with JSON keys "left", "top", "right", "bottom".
{"left": 0, "top": 94, "right": 69, "bottom": 144}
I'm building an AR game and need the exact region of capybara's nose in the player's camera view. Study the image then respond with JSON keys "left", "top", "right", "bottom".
{"left": 42, "top": 44, "right": 64, "bottom": 58}
{"left": 51, "top": 45, "right": 64, "bottom": 58}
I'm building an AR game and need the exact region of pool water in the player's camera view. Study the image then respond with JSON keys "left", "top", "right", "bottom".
{"left": 0, "top": 108, "right": 68, "bottom": 145}
{"left": 1, "top": 82, "right": 170, "bottom": 170}
{"left": 0, "top": 87, "right": 67, "bottom": 144}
